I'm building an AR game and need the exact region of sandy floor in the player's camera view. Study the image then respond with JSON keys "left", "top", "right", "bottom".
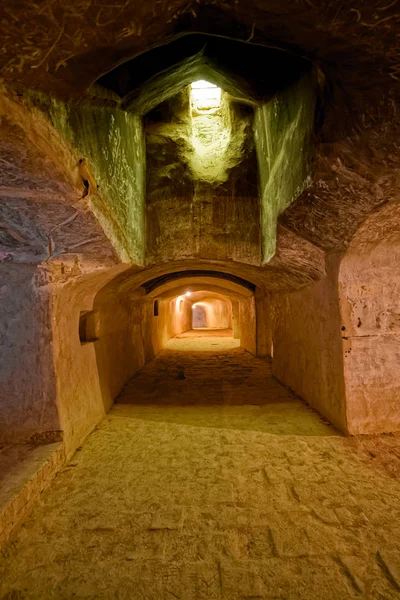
{"left": 166, "top": 329, "right": 240, "bottom": 351}
{"left": 1, "top": 338, "right": 400, "bottom": 599}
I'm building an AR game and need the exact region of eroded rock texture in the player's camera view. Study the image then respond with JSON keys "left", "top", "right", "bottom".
{"left": 145, "top": 88, "right": 260, "bottom": 265}
{"left": 0, "top": 0, "right": 400, "bottom": 545}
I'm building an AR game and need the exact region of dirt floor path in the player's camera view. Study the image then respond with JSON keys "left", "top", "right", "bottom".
{"left": 1, "top": 335, "right": 400, "bottom": 599}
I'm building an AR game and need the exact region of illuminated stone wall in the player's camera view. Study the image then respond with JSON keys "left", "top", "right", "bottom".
{"left": 145, "top": 87, "right": 260, "bottom": 265}
{"left": 33, "top": 96, "right": 146, "bottom": 265}
{"left": 254, "top": 71, "right": 317, "bottom": 263}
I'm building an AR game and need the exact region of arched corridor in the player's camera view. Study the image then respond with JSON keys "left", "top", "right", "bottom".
{"left": 1, "top": 0, "right": 400, "bottom": 596}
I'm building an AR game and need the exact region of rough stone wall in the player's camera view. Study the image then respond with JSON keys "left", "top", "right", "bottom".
{"left": 38, "top": 97, "right": 146, "bottom": 264}
{"left": 269, "top": 255, "right": 347, "bottom": 432}
{"left": 0, "top": 87, "right": 121, "bottom": 270}
{"left": 145, "top": 90, "right": 260, "bottom": 265}
{"left": 254, "top": 71, "right": 316, "bottom": 262}
{"left": 50, "top": 272, "right": 149, "bottom": 457}
{"left": 255, "top": 292, "right": 273, "bottom": 358}
{"left": 0, "top": 264, "right": 59, "bottom": 443}
{"left": 48, "top": 272, "right": 197, "bottom": 457}
{"left": 339, "top": 203, "right": 400, "bottom": 434}
{"left": 239, "top": 296, "right": 256, "bottom": 355}
{"left": 148, "top": 296, "right": 192, "bottom": 355}
{"left": 231, "top": 300, "right": 240, "bottom": 339}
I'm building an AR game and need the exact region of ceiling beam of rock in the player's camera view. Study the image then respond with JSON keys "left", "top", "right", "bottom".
{"left": 281, "top": 119, "right": 400, "bottom": 252}
{"left": 151, "top": 281, "right": 253, "bottom": 299}
{"left": 142, "top": 269, "right": 256, "bottom": 295}
{"left": 0, "top": 86, "right": 78, "bottom": 201}
{"left": 88, "top": 247, "right": 327, "bottom": 298}
{"left": 269, "top": 226, "right": 326, "bottom": 282}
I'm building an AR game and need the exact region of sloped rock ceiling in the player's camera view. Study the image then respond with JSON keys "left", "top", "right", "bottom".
{"left": 0, "top": 0, "right": 399, "bottom": 290}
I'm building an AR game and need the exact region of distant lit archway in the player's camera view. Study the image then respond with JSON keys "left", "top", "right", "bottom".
{"left": 192, "top": 303, "right": 207, "bottom": 328}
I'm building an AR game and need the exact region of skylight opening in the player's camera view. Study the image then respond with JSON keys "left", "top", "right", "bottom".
{"left": 191, "top": 80, "right": 222, "bottom": 111}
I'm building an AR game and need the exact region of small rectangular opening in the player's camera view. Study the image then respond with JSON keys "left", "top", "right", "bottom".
{"left": 153, "top": 300, "right": 159, "bottom": 317}
{"left": 79, "top": 310, "right": 99, "bottom": 344}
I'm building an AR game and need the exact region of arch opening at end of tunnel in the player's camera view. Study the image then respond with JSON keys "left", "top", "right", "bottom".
{"left": 135, "top": 269, "right": 258, "bottom": 353}
{"left": 192, "top": 304, "right": 207, "bottom": 328}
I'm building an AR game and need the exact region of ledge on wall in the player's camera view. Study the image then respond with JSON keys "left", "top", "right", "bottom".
{"left": 0, "top": 442, "right": 65, "bottom": 551}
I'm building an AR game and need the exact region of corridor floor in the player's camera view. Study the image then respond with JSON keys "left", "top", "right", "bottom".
{"left": 1, "top": 338, "right": 400, "bottom": 599}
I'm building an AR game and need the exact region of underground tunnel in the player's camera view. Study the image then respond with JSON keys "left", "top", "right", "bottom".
{"left": 1, "top": 1, "right": 400, "bottom": 598}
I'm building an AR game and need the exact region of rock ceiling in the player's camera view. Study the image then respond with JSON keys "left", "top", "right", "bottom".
{"left": 1, "top": 0, "right": 399, "bottom": 291}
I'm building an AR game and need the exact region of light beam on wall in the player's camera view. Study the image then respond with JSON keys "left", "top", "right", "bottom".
{"left": 191, "top": 80, "right": 221, "bottom": 111}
